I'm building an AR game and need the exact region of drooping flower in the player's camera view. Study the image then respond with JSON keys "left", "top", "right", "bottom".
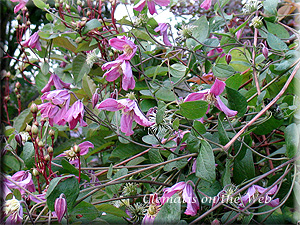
{"left": 57, "top": 141, "right": 94, "bottom": 167}
{"left": 161, "top": 130, "right": 190, "bottom": 151}
{"left": 133, "top": 0, "right": 170, "bottom": 15}
{"left": 109, "top": 36, "right": 137, "bottom": 60}
{"left": 65, "top": 100, "right": 87, "bottom": 130}
{"left": 92, "top": 90, "right": 99, "bottom": 109}
{"left": 5, "top": 171, "right": 36, "bottom": 195}
{"left": 142, "top": 193, "right": 161, "bottom": 225}
{"left": 54, "top": 194, "right": 67, "bottom": 223}
{"left": 10, "top": 0, "right": 28, "bottom": 14}
{"left": 102, "top": 59, "right": 135, "bottom": 91}
{"left": 154, "top": 23, "right": 172, "bottom": 46}
{"left": 21, "top": 31, "right": 42, "bottom": 51}
{"left": 2, "top": 197, "right": 23, "bottom": 224}
{"left": 41, "top": 74, "right": 71, "bottom": 93}
{"left": 161, "top": 181, "right": 199, "bottom": 216}
{"left": 97, "top": 98, "right": 154, "bottom": 136}
{"left": 41, "top": 90, "right": 70, "bottom": 106}
{"left": 184, "top": 79, "right": 238, "bottom": 117}
{"left": 200, "top": 0, "right": 212, "bottom": 10}
{"left": 240, "top": 185, "right": 280, "bottom": 207}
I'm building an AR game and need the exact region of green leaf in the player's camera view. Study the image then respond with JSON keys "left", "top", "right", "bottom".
{"left": 225, "top": 87, "right": 247, "bottom": 117}
{"left": 196, "top": 140, "right": 216, "bottom": 182}
{"left": 156, "top": 101, "right": 166, "bottom": 124}
{"left": 265, "top": 21, "right": 290, "bottom": 39}
{"left": 20, "top": 142, "right": 35, "bottom": 168}
{"left": 267, "top": 33, "right": 288, "bottom": 51}
{"left": 169, "top": 63, "right": 187, "bottom": 78}
{"left": 53, "top": 36, "right": 77, "bottom": 53}
{"left": 3, "top": 155, "right": 20, "bottom": 172}
{"left": 218, "top": 115, "right": 230, "bottom": 146}
{"left": 186, "top": 134, "right": 201, "bottom": 153}
{"left": 82, "top": 74, "right": 96, "bottom": 98}
{"left": 252, "top": 116, "right": 283, "bottom": 135}
{"left": 192, "top": 16, "right": 209, "bottom": 43}
{"left": 212, "top": 64, "right": 235, "bottom": 78}
{"left": 72, "top": 54, "right": 91, "bottom": 83}
{"left": 41, "top": 61, "right": 49, "bottom": 75}
{"left": 148, "top": 148, "right": 164, "bottom": 164}
{"left": 285, "top": 123, "right": 299, "bottom": 158}
{"left": 233, "top": 149, "right": 255, "bottom": 184}
{"left": 13, "top": 109, "right": 33, "bottom": 132}
{"left": 61, "top": 159, "right": 90, "bottom": 181}
{"left": 192, "top": 120, "right": 206, "bottom": 135}
{"left": 95, "top": 204, "right": 129, "bottom": 218}
{"left": 69, "top": 201, "right": 100, "bottom": 223}
{"left": 111, "top": 143, "right": 146, "bottom": 160}
{"left": 222, "top": 159, "right": 232, "bottom": 186}
{"left": 46, "top": 176, "right": 79, "bottom": 211}
{"left": 154, "top": 193, "right": 181, "bottom": 224}
{"left": 225, "top": 73, "right": 243, "bottom": 90}
{"left": 32, "top": 0, "right": 47, "bottom": 9}
{"left": 82, "top": 19, "right": 102, "bottom": 34}
{"left": 179, "top": 101, "right": 208, "bottom": 120}
{"left": 105, "top": 168, "right": 128, "bottom": 198}
{"left": 155, "top": 87, "right": 176, "bottom": 101}
{"left": 263, "top": 0, "right": 278, "bottom": 16}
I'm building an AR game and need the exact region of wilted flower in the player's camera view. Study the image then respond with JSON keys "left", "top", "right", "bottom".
{"left": 54, "top": 194, "right": 67, "bottom": 223}
{"left": 102, "top": 59, "right": 135, "bottom": 91}
{"left": 109, "top": 36, "right": 137, "bottom": 60}
{"left": 161, "top": 181, "right": 199, "bottom": 216}
{"left": 133, "top": 0, "right": 170, "bottom": 15}
{"left": 240, "top": 184, "right": 280, "bottom": 207}
{"left": 126, "top": 203, "right": 147, "bottom": 223}
{"left": 65, "top": 100, "right": 87, "bottom": 130}
{"left": 21, "top": 31, "right": 41, "bottom": 51}
{"left": 2, "top": 197, "right": 23, "bottom": 224}
{"left": 10, "top": 0, "right": 28, "bottom": 14}
{"left": 57, "top": 141, "right": 94, "bottom": 167}
{"left": 154, "top": 23, "right": 172, "bottom": 46}
{"left": 5, "top": 171, "right": 36, "bottom": 195}
{"left": 41, "top": 74, "right": 71, "bottom": 93}
{"left": 200, "top": 0, "right": 212, "bottom": 10}
{"left": 184, "top": 79, "right": 238, "bottom": 117}
{"left": 142, "top": 193, "right": 161, "bottom": 225}
{"left": 242, "top": 0, "right": 262, "bottom": 13}
{"left": 97, "top": 98, "right": 154, "bottom": 136}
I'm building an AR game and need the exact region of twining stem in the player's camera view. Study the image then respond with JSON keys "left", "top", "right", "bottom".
{"left": 252, "top": 12, "right": 261, "bottom": 95}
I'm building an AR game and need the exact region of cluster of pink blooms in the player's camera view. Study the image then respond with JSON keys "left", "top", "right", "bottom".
{"left": 38, "top": 74, "right": 87, "bottom": 130}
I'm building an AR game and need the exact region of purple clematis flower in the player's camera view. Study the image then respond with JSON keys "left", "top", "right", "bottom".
{"left": 2, "top": 197, "right": 23, "bottom": 224}
{"left": 41, "top": 74, "right": 71, "bottom": 93}
{"left": 142, "top": 193, "right": 161, "bottom": 225}
{"left": 161, "top": 181, "right": 199, "bottom": 216}
{"left": 109, "top": 36, "right": 137, "bottom": 60}
{"left": 97, "top": 98, "right": 154, "bottom": 136}
{"left": 21, "top": 31, "right": 42, "bottom": 51}
{"left": 154, "top": 23, "right": 172, "bottom": 46}
{"left": 102, "top": 59, "right": 135, "bottom": 91}
{"left": 5, "top": 171, "right": 36, "bottom": 195}
{"left": 200, "top": 0, "right": 212, "bottom": 10}
{"left": 41, "top": 90, "right": 70, "bottom": 106}
{"left": 64, "top": 100, "right": 87, "bottom": 130}
{"left": 133, "top": 0, "right": 170, "bottom": 15}
{"left": 240, "top": 185, "right": 280, "bottom": 207}
{"left": 184, "top": 79, "right": 238, "bottom": 117}
{"left": 54, "top": 194, "right": 67, "bottom": 223}
{"left": 56, "top": 141, "right": 94, "bottom": 167}
{"left": 10, "top": 0, "right": 28, "bottom": 14}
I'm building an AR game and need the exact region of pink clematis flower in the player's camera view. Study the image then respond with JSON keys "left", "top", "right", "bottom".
{"left": 200, "top": 0, "right": 212, "bottom": 10}
{"left": 184, "top": 79, "right": 238, "bottom": 117}
{"left": 5, "top": 171, "right": 36, "bottom": 195}
{"left": 161, "top": 130, "right": 190, "bottom": 151}
{"left": 10, "top": 0, "right": 28, "bottom": 14}
{"left": 142, "top": 193, "right": 161, "bottom": 225}
{"left": 64, "top": 100, "right": 87, "bottom": 130}
{"left": 56, "top": 141, "right": 94, "bottom": 167}
{"left": 54, "top": 194, "right": 67, "bottom": 223}
{"left": 41, "top": 74, "right": 71, "bottom": 93}
{"left": 161, "top": 181, "right": 199, "bottom": 216}
{"left": 154, "top": 23, "right": 172, "bottom": 46}
{"left": 21, "top": 31, "right": 42, "bottom": 51}
{"left": 97, "top": 98, "right": 154, "bottom": 136}
{"left": 102, "top": 59, "right": 135, "bottom": 91}
{"left": 41, "top": 90, "right": 70, "bottom": 106}
{"left": 240, "top": 185, "right": 280, "bottom": 208}
{"left": 133, "top": 0, "right": 170, "bottom": 15}
{"left": 109, "top": 36, "right": 137, "bottom": 60}
{"left": 2, "top": 197, "right": 23, "bottom": 224}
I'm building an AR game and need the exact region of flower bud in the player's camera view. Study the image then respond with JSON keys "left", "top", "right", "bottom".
{"left": 16, "top": 94, "right": 21, "bottom": 99}
{"left": 44, "top": 154, "right": 50, "bottom": 161}
{"left": 32, "top": 168, "right": 39, "bottom": 176}
{"left": 15, "top": 134, "right": 23, "bottom": 146}
{"left": 31, "top": 124, "right": 39, "bottom": 135}
{"left": 81, "top": 17, "right": 87, "bottom": 21}
{"left": 77, "top": 0, "right": 82, "bottom": 4}
{"left": 25, "top": 124, "right": 32, "bottom": 132}
{"left": 4, "top": 96, "right": 10, "bottom": 101}
{"left": 33, "top": 121, "right": 39, "bottom": 127}
{"left": 75, "top": 37, "right": 82, "bottom": 43}
{"left": 262, "top": 46, "right": 269, "bottom": 59}
{"left": 92, "top": 92, "right": 99, "bottom": 109}
{"left": 16, "top": 14, "right": 22, "bottom": 20}
{"left": 225, "top": 53, "right": 232, "bottom": 65}
{"left": 86, "top": 11, "right": 91, "bottom": 17}
{"left": 25, "top": 12, "right": 29, "bottom": 17}
{"left": 14, "top": 88, "right": 18, "bottom": 93}
{"left": 54, "top": 194, "right": 67, "bottom": 223}
{"left": 47, "top": 146, "right": 53, "bottom": 153}
{"left": 49, "top": 129, "right": 55, "bottom": 137}
{"left": 211, "top": 219, "right": 220, "bottom": 225}
{"left": 55, "top": 2, "right": 60, "bottom": 7}
{"left": 38, "top": 141, "right": 44, "bottom": 148}
{"left": 73, "top": 144, "right": 80, "bottom": 153}
{"left": 30, "top": 103, "right": 38, "bottom": 113}
{"left": 65, "top": 4, "right": 70, "bottom": 10}
{"left": 80, "top": 20, "right": 86, "bottom": 27}
{"left": 26, "top": 21, "right": 31, "bottom": 26}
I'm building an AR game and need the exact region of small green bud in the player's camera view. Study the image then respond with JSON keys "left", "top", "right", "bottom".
{"left": 30, "top": 103, "right": 38, "bottom": 113}
{"left": 32, "top": 168, "right": 39, "bottom": 176}
{"left": 31, "top": 124, "right": 39, "bottom": 135}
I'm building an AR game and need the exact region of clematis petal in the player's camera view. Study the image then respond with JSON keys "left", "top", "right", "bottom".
{"left": 120, "top": 113, "right": 134, "bottom": 136}
{"left": 183, "top": 183, "right": 199, "bottom": 216}
{"left": 14, "top": 2, "right": 26, "bottom": 13}
{"left": 97, "top": 98, "right": 123, "bottom": 111}
{"left": 133, "top": 103, "right": 154, "bottom": 127}
{"left": 147, "top": 0, "right": 157, "bottom": 15}
{"left": 154, "top": 0, "right": 170, "bottom": 6}
{"left": 109, "top": 37, "right": 128, "bottom": 51}
{"left": 161, "top": 182, "right": 186, "bottom": 204}
{"left": 200, "top": 0, "right": 212, "bottom": 10}
{"left": 78, "top": 141, "right": 94, "bottom": 155}
{"left": 184, "top": 90, "right": 208, "bottom": 102}
{"left": 267, "top": 198, "right": 280, "bottom": 207}
{"left": 102, "top": 60, "right": 123, "bottom": 70}
{"left": 121, "top": 61, "right": 135, "bottom": 91}
{"left": 210, "top": 79, "right": 226, "bottom": 96}
{"left": 215, "top": 96, "right": 237, "bottom": 117}
{"left": 133, "top": 0, "right": 146, "bottom": 12}
{"left": 103, "top": 66, "right": 122, "bottom": 82}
